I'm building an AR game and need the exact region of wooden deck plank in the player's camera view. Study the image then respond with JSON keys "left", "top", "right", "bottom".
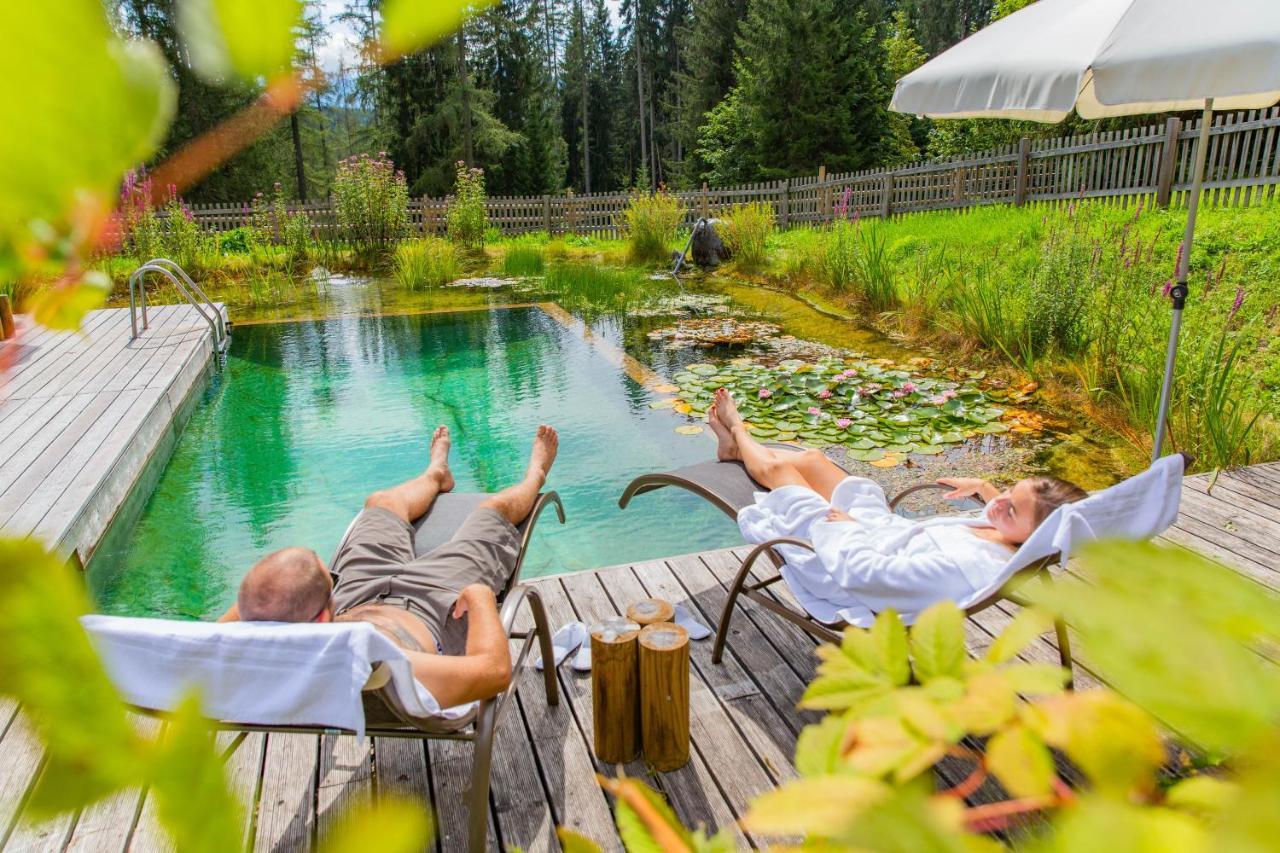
{"left": 0, "top": 713, "right": 44, "bottom": 850}
{"left": 423, "top": 739, "right": 498, "bottom": 853}
{"left": 315, "top": 735, "right": 372, "bottom": 842}
{"left": 253, "top": 734, "right": 319, "bottom": 853}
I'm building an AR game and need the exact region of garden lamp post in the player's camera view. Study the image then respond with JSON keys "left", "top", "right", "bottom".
{"left": 889, "top": 0, "right": 1280, "bottom": 460}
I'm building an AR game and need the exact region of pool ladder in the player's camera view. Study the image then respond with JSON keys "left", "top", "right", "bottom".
{"left": 128, "top": 259, "right": 230, "bottom": 361}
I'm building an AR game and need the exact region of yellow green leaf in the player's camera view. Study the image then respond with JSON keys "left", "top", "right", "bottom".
{"left": 1002, "top": 662, "right": 1070, "bottom": 696}
{"left": 895, "top": 690, "right": 958, "bottom": 744}
{"left": 870, "top": 611, "right": 911, "bottom": 686}
{"left": 381, "top": 0, "right": 499, "bottom": 60}
{"left": 949, "top": 672, "right": 1017, "bottom": 736}
{"left": 147, "top": 694, "right": 245, "bottom": 853}
{"left": 557, "top": 828, "right": 605, "bottom": 853}
{"left": 1164, "top": 776, "right": 1240, "bottom": 819}
{"left": 794, "top": 714, "right": 850, "bottom": 777}
{"left": 743, "top": 776, "right": 891, "bottom": 836}
{"left": 1051, "top": 796, "right": 1211, "bottom": 853}
{"left": 1032, "top": 690, "right": 1165, "bottom": 798}
{"left": 910, "top": 601, "right": 966, "bottom": 682}
{"left": 29, "top": 272, "right": 109, "bottom": 331}
{"left": 320, "top": 796, "right": 434, "bottom": 853}
{"left": 984, "top": 606, "right": 1055, "bottom": 664}
{"left": 985, "top": 724, "right": 1056, "bottom": 798}
{"left": 674, "top": 424, "right": 703, "bottom": 435}
{"left": 178, "top": 0, "right": 303, "bottom": 81}
{"left": 0, "top": 1, "right": 174, "bottom": 280}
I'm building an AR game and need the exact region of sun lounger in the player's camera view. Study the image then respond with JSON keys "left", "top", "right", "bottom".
{"left": 620, "top": 449, "right": 1186, "bottom": 684}
{"left": 83, "top": 490, "right": 566, "bottom": 853}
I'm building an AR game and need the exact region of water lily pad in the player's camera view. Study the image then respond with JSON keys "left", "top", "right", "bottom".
{"left": 749, "top": 425, "right": 778, "bottom": 438}
{"left": 846, "top": 448, "right": 886, "bottom": 462}
{"left": 688, "top": 364, "right": 719, "bottom": 375}
{"left": 975, "top": 422, "right": 1010, "bottom": 434}
{"left": 912, "top": 444, "right": 945, "bottom": 455}
{"left": 674, "top": 425, "right": 704, "bottom": 436}
{"left": 674, "top": 402, "right": 693, "bottom": 414}
{"left": 775, "top": 431, "right": 798, "bottom": 441}
{"left": 652, "top": 383, "right": 680, "bottom": 393}
{"left": 649, "top": 398, "right": 677, "bottom": 409}
{"left": 869, "top": 455, "right": 902, "bottom": 468}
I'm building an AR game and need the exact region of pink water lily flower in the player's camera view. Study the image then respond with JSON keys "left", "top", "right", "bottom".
{"left": 818, "top": 389, "right": 833, "bottom": 399}
{"left": 929, "top": 395, "right": 947, "bottom": 405}
{"left": 758, "top": 389, "right": 772, "bottom": 399}
{"left": 807, "top": 407, "right": 822, "bottom": 415}
{"left": 902, "top": 382, "right": 917, "bottom": 393}
{"left": 836, "top": 418, "right": 852, "bottom": 428}
{"left": 892, "top": 390, "right": 906, "bottom": 399}
{"left": 941, "top": 389, "right": 958, "bottom": 400}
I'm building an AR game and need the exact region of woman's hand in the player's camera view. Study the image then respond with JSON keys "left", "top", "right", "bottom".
{"left": 937, "top": 477, "right": 999, "bottom": 502}
{"left": 825, "top": 507, "right": 856, "bottom": 524}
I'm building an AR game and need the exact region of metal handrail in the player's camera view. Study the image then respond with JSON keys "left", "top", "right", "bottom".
{"left": 128, "top": 259, "right": 228, "bottom": 353}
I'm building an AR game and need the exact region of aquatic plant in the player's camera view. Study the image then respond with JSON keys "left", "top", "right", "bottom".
{"left": 540, "top": 263, "right": 665, "bottom": 319}
{"left": 721, "top": 202, "right": 776, "bottom": 273}
{"left": 393, "top": 237, "right": 459, "bottom": 290}
{"left": 446, "top": 162, "right": 489, "bottom": 251}
{"left": 622, "top": 189, "right": 684, "bottom": 264}
{"left": 501, "top": 234, "right": 546, "bottom": 276}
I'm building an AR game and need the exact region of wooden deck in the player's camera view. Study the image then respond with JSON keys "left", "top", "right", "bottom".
{"left": 0, "top": 305, "right": 223, "bottom": 563}
{"left": 1, "top": 460, "right": 1277, "bottom": 852}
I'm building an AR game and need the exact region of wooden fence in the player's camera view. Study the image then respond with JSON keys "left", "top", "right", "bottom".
{"left": 188, "top": 107, "right": 1280, "bottom": 241}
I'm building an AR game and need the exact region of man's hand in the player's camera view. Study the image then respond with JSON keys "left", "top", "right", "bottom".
{"left": 937, "top": 477, "right": 1000, "bottom": 502}
{"left": 453, "top": 583, "right": 497, "bottom": 620}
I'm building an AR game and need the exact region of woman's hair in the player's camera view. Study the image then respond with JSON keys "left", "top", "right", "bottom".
{"left": 1026, "top": 476, "right": 1089, "bottom": 526}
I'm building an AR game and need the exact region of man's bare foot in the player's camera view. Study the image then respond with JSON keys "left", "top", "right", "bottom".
{"left": 427, "top": 425, "right": 455, "bottom": 492}
{"left": 707, "top": 403, "right": 740, "bottom": 461}
{"left": 527, "top": 424, "right": 558, "bottom": 485}
{"left": 714, "top": 387, "right": 745, "bottom": 432}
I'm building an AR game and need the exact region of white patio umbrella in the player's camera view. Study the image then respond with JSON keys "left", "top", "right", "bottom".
{"left": 890, "top": 0, "right": 1280, "bottom": 460}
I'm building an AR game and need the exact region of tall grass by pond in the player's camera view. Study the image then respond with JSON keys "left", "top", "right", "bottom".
{"left": 541, "top": 263, "right": 667, "bottom": 319}
{"left": 772, "top": 202, "right": 1280, "bottom": 469}
{"left": 722, "top": 202, "right": 776, "bottom": 273}
{"left": 393, "top": 237, "right": 459, "bottom": 290}
{"left": 501, "top": 235, "right": 546, "bottom": 277}
{"left": 623, "top": 190, "right": 684, "bottom": 264}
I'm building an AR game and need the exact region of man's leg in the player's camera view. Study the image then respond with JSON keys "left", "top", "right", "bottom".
{"left": 478, "top": 425, "right": 559, "bottom": 525}
{"left": 365, "top": 425, "right": 456, "bottom": 524}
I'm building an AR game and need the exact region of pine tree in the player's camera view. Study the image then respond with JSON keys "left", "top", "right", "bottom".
{"left": 673, "top": 0, "right": 749, "bottom": 183}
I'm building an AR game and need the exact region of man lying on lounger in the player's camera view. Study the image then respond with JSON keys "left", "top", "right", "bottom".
{"left": 217, "top": 424, "right": 559, "bottom": 709}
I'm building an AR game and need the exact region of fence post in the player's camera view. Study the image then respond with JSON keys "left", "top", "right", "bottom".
{"left": 1156, "top": 116, "right": 1183, "bottom": 208}
{"left": 880, "top": 173, "right": 894, "bottom": 218}
{"left": 1015, "top": 137, "right": 1031, "bottom": 206}
{"left": 542, "top": 195, "right": 552, "bottom": 234}
{"left": 779, "top": 179, "right": 791, "bottom": 229}
{"left": 817, "top": 166, "right": 828, "bottom": 221}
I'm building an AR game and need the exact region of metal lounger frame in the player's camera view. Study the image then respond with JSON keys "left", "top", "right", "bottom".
{"left": 618, "top": 459, "right": 1074, "bottom": 685}
{"left": 139, "top": 491, "right": 567, "bottom": 853}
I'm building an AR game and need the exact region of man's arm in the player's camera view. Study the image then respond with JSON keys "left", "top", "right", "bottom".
{"left": 405, "top": 584, "right": 513, "bottom": 709}
{"left": 217, "top": 602, "right": 241, "bottom": 622}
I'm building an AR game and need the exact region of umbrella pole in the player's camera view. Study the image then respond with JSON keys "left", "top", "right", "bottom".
{"left": 1152, "top": 98, "right": 1213, "bottom": 461}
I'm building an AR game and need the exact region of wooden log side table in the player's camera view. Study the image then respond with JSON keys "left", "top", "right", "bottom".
{"left": 639, "top": 622, "right": 690, "bottom": 772}
{"left": 626, "top": 598, "right": 674, "bottom": 627}
{"left": 590, "top": 616, "right": 642, "bottom": 763}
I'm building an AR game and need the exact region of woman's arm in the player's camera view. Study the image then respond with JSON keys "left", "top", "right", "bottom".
{"left": 937, "top": 477, "right": 1001, "bottom": 503}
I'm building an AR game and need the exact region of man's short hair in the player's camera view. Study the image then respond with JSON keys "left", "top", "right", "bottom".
{"left": 237, "top": 547, "right": 332, "bottom": 622}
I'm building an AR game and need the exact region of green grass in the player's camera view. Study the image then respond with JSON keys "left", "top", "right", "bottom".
{"left": 501, "top": 235, "right": 546, "bottom": 277}
{"left": 393, "top": 237, "right": 459, "bottom": 290}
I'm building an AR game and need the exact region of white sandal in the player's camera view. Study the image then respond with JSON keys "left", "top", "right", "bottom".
{"left": 534, "top": 621, "right": 588, "bottom": 671}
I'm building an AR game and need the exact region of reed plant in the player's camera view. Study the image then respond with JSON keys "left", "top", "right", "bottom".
{"left": 501, "top": 235, "right": 546, "bottom": 277}
{"left": 393, "top": 237, "right": 459, "bottom": 291}
{"left": 623, "top": 189, "right": 683, "bottom": 264}
{"left": 721, "top": 202, "right": 776, "bottom": 273}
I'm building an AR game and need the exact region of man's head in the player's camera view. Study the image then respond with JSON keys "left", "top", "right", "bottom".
{"left": 236, "top": 547, "right": 334, "bottom": 622}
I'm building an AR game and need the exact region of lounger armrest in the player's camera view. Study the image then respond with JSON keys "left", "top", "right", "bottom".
{"left": 511, "top": 491, "right": 566, "bottom": 587}
{"left": 499, "top": 584, "right": 533, "bottom": 633}
{"left": 740, "top": 536, "right": 816, "bottom": 576}
{"left": 889, "top": 481, "right": 988, "bottom": 516}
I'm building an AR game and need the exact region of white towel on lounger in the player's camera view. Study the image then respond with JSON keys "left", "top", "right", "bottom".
{"left": 737, "top": 454, "right": 1184, "bottom": 628}
{"left": 81, "top": 615, "right": 474, "bottom": 737}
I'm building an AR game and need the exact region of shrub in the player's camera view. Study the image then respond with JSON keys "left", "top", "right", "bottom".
{"left": 446, "top": 162, "right": 489, "bottom": 251}
{"left": 218, "top": 227, "right": 256, "bottom": 255}
{"left": 622, "top": 188, "right": 683, "bottom": 264}
{"left": 393, "top": 237, "right": 459, "bottom": 290}
{"left": 333, "top": 152, "right": 409, "bottom": 257}
{"left": 721, "top": 202, "right": 776, "bottom": 272}
{"left": 501, "top": 235, "right": 545, "bottom": 277}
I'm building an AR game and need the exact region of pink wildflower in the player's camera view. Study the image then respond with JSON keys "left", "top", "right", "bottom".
{"left": 818, "top": 389, "right": 833, "bottom": 399}
{"left": 1229, "top": 288, "right": 1245, "bottom": 319}
{"left": 758, "top": 389, "right": 772, "bottom": 399}
{"left": 836, "top": 418, "right": 852, "bottom": 428}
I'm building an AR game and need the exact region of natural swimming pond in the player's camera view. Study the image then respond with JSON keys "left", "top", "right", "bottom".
{"left": 89, "top": 269, "right": 1118, "bottom": 619}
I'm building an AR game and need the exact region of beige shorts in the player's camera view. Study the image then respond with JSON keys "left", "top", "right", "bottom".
{"left": 331, "top": 506, "right": 521, "bottom": 653}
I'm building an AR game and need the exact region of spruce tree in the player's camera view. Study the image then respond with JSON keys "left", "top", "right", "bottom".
{"left": 673, "top": 0, "right": 749, "bottom": 183}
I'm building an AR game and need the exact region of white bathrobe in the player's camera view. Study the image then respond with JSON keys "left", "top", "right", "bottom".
{"left": 737, "top": 476, "right": 1012, "bottom": 627}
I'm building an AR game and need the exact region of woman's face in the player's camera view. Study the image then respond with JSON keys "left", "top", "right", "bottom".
{"left": 985, "top": 479, "right": 1040, "bottom": 544}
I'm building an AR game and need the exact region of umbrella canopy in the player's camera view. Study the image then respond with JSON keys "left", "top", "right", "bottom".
{"left": 891, "top": 0, "right": 1280, "bottom": 121}
{"left": 888, "top": 0, "right": 1280, "bottom": 460}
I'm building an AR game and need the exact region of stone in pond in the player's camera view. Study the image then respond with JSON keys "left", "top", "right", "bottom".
{"left": 689, "top": 218, "right": 731, "bottom": 269}
{"left": 446, "top": 277, "right": 517, "bottom": 289}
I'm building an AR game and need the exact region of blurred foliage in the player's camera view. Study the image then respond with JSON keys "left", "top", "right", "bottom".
{"left": 571, "top": 541, "right": 1280, "bottom": 850}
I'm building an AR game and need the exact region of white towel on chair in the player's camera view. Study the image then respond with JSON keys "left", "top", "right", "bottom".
{"left": 81, "top": 615, "right": 474, "bottom": 737}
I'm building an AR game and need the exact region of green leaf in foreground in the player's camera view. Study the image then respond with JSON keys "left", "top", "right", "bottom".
{"left": 381, "top": 0, "right": 498, "bottom": 60}
{"left": 0, "top": 0, "right": 174, "bottom": 282}
{"left": 320, "top": 796, "right": 433, "bottom": 853}
{"left": 0, "top": 538, "right": 142, "bottom": 814}
{"left": 178, "top": 0, "right": 303, "bottom": 81}
{"left": 910, "top": 601, "right": 966, "bottom": 682}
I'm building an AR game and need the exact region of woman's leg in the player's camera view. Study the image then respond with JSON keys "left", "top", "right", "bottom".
{"left": 788, "top": 449, "right": 850, "bottom": 502}
{"left": 710, "top": 390, "right": 809, "bottom": 491}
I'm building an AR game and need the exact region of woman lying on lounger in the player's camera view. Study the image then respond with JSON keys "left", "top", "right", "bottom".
{"left": 706, "top": 388, "right": 1087, "bottom": 624}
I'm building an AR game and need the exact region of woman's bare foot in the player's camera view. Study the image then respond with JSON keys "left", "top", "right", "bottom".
{"left": 527, "top": 424, "right": 559, "bottom": 485}
{"left": 427, "top": 425, "right": 455, "bottom": 492}
{"left": 714, "top": 387, "right": 745, "bottom": 432}
{"left": 707, "top": 402, "right": 740, "bottom": 461}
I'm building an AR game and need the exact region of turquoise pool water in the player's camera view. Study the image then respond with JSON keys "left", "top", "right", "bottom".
{"left": 87, "top": 306, "right": 741, "bottom": 619}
